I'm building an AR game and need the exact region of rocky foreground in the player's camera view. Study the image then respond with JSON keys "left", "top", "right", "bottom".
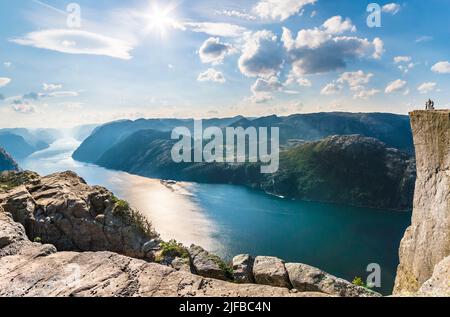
{"left": 0, "top": 170, "right": 379, "bottom": 297}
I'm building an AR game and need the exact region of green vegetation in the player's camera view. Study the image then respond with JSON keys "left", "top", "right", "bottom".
{"left": 33, "top": 237, "right": 42, "bottom": 243}
{"left": 0, "top": 171, "right": 40, "bottom": 193}
{"left": 111, "top": 195, "right": 154, "bottom": 237}
{"left": 111, "top": 195, "right": 130, "bottom": 212}
{"left": 157, "top": 239, "right": 189, "bottom": 263}
{"left": 213, "top": 257, "right": 234, "bottom": 281}
{"left": 352, "top": 277, "right": 374, "bottom": 290}
{"left": 352, "top": 277, "right": 365, "bottom": 287}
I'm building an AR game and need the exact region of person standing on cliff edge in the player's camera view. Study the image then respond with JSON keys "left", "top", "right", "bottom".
{"left": 425, "top": 99, "right": 435, "bottom": 110}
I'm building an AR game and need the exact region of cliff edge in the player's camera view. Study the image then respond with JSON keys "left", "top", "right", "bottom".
{"left": 394, "top": 110, "right": 450, "bottom": 295}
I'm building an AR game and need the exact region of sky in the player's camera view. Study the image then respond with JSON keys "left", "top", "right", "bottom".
{"left": 0, "top": 0, "right": 449, "bottom": 128}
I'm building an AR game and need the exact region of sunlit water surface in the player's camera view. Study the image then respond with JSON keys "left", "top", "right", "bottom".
{"left": 20, "top": 138, "right": 411, "bottom": 295}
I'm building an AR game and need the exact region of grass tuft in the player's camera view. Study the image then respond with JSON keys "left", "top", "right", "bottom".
{"left": 111, "top": 195, "right": 154, "bottom": 237}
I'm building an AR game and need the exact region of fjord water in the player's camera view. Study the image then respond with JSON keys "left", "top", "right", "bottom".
{"left": 20, "top": 138, "right": 411, "bottom": 295}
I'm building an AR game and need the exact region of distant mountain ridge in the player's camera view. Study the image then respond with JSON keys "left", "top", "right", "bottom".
{"left": 0, "top": 128, "right": 61, "bottom": 160}
{"left": 0, "top": 147, "right": 19, "bottom": 172}
{"left": 72, "top": 116, "right": 245, "bottom": 163}
{"left": 232, "top": 112, "right": 413, "bottom": 153}
{"left": 73, "top": 112, "right": 413, "bottom": 165}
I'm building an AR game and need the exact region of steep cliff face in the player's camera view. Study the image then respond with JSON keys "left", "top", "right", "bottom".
{"left": 394, "top": 110, "right": 450, "bottom": 295}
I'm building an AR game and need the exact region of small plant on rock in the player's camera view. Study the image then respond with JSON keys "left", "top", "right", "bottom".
{"left": 111, "top": 195, "right": 154, "bottom": 237}
{"left": 160, "top": 239, "right": 189, "bottom": 259}
{"left": 352, "top": 276, "right": 374, "bottom": 290}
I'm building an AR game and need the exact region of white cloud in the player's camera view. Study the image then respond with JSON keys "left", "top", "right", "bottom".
{"left": 285, "top": 72, "right": 312, "bottom": 87}
{"left": 296, "top": 78, "right": 312, "bottom": 87}
{"left": 215, "top": 10, "right": 256, "bottom": 21}
{"left": 394, "top": 56, "right": 415, "bottom": 73}
{"left": 61, "top": 102, "right": 84, "bottom": 110}
{"left": 385, "top": 79, "right": 407, "bottom": 93}
{"left": 46, "top": 91, "right": 79, "bottom": 97}
{"left": 323, "top": 16, "right": 356, "bottom": 34}
{"left": 11, "top": 29, "right": 133, "bottom": 60}
{"left": 282, "top": 26, "right": 384, "bottom": 74}
{"left": 43, "top": 83, "right": 62, "bottom": 91}
{"left": 0, "top": 77, "right": 11, "bottom": 87}
{"left": 246, "top": 76, "right": 285, "bottom": 103}
{"left": 199, "top": 37, "right": 234, "bottom": 64}
{"left": 197, "top": 68, "right": 226, "bottom": 83}
{"left": 431, "top": 61, "right": 450, "bottom": 74}
{"left": 254, "top": 0, "right": 317, "bottom": 21}
{"left": 321, "top": 83, "right": 342, "bottom": 95}
{"left": 372, "top": 37, "right": 384, "bottom": 59}
{"left": 337, "top": 70, "right": 373, "bottom": 91}
{"left": 354, "top": 89, "right": 380, "bottom": 99}
{"left": 238, "top": 30, "right": 283, "bottom": 78}
{"left": 184, "top": 22, "right": 247, "bottom": 38}
{"left": 417, "top": 82, "right": 437, "bottom": 94}
{"left": 398, "top": 63, "right": 415, "bottom": 74}
{"left": 394, "top": 56, "right": 412, "bottom": 64}
{"left": 251, "top": 76, "right": 283, "bottom": 93}
{"left": 415, "top": 36, "right": 433, "bottom": 43}
{"left": 310, "top": 10, "right": 317, "bottom": 18}
{"left": 12, "top": 103, "right": 36, "bottom": 114}
{"left": 246, "top": 93, "right": 273, "bottom": 104}
{"left": 382, "top": 3, "right": 401, "bottom": 15}
{"left": 3, "top": 62, "right": 12, "bottom": 68}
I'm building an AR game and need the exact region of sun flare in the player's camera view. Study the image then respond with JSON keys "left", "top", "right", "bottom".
{"left": 145, "top": 2, "right": 180, "bottom": 37}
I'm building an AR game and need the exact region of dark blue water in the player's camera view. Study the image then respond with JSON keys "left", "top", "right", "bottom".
{"left": 190, "top": 184, "right": 411, "bottom": 294}
{"left": 21, "top": 138, "right": 411, "bottom": 295}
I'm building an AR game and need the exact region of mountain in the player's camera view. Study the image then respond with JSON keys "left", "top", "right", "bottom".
{"left": 74, "top": 112, "right": 414, "bottom": 165}
{"left": 0, "top": 148, "right": 19, "bottom": 172}
{"left": 0, "top": 128, "right": 60, "bottom": 149}
{"left": 0, "top": 128, "right": 61, "bottom": 159}
{"left": 0, "top": 133, "right": 36, "bottom": 160}
{"left": 263, "top": 135, "right": 415, "bottom": 210}
{"left": 95, "top": 130, "right": 415, "bottom": 210}
{"left": 232, "top": 112, "right": 414, "bottom": 154}
{"left": 72, "top": 116, "right": 245, "bottom": 163}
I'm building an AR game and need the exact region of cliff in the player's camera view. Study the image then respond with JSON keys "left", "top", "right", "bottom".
{"left": 394, "top": 110, "right": 450, "bottom": 296}
{"left": 0, "top": 171, "right": 379, "bottom": 297}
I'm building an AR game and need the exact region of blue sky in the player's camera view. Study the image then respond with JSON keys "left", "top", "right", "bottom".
{"left": 0, "top": 0, "right": 449, "bottom": 128}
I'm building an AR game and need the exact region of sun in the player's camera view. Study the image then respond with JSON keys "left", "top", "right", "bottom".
{"left": 145, "top": 2, "right": 180, "bottom": 37}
